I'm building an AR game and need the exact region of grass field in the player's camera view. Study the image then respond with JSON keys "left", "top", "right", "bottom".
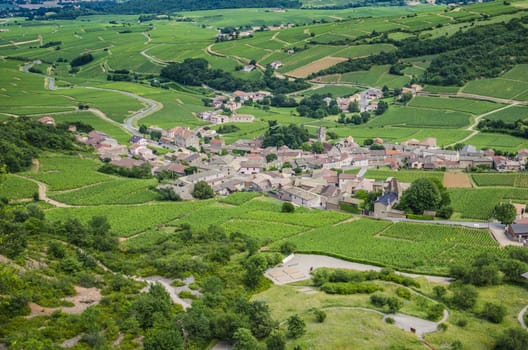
{"left": 285, "top": 219, "right": 501, "bottom": 275}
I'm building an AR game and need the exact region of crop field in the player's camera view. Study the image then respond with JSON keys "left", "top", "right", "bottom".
{"left": 0, "top": 174, "right": 39, "bottom": 200}
{"left": 286, "top": 56, "right": 348, "bottom": 78}
{"left": 443, "top": 173, "right": 472, "bottom": 188}
{"left": 408, "top": 96, "right": 504, "bottom": 115}
{"left": 49, "top": 178, "right": 159, "bottom": 205}
{"left": 462, "top": 64, "right": 528, "bottom": 100}
{"left": 360, "top": 168, "right": 445, "bottom": 183}
{"left": 484, "top": 105, "right": 528, "bottom": 122}
{"left": 367, "top": 105, "right": 471, "bottom": 129}
{"left": 46, "top": 200, "right": 212, "bottom": 237}
{"left": 466, "top": 133, "right": 528, "bottom": 152}
{"left": 300, "top": 85, "right": 359, "bottom": 97}
{"left": 472, "top": 173, "right": 528, "bottom": 188}
{"left": 329, "top": 65, "right": 410, "bottom": 89}
{"left": 286, "top": 219, "right": 501, "bottom": 274}
{"left": 23, "top": 154, "right": 113, "bottom": 191}
{"left": 449, "top": 187, "right": 528, "bottom": 220}
{"left": 323, "top": 125, "right": 471, "bottom": 147}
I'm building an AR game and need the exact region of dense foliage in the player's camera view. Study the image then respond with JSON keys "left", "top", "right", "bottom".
{"left": 296, "top": 94, "right": 340, "bottom": 118}
{"left": 397, "top": 178, "right": 451, "bottom": 216}
{"left": 98, "top": 163, "right": 153, "bottom": 179}
{"left": 160, "top": 58, "right": 308, "bottom": 94}
{"left": 477, "top": 118, "right": 528, "bottom": 139}
{"left": 0, "top": 118, "right": 81, "bottom": 172}
{"left": 70, "top": 53, "right": 94, "bottom": 67}
{"left": 84, "top": 0, "right": 301, "bottom": 14}
{"left": 262, "top": 121, "right": 310, "bottom": 149}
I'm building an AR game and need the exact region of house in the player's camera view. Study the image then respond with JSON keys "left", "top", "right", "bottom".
{"left": 279, "top": 186, "right": 322, "bottom": 209}
{"left": 239, "top": 161, "right": 263, "bottom": 175}
{"left": 210, "top": 138, "right": 225, "bottom": 153}
{"left": 493, "top": 156, "right": 523, "bottom": 172}
{"left": 110, "top": 158, "right": 145, "bottom": 169}
{"left": 243, "top": 65, "right": 255, "bottom": 72}
{"left": 270, "top": 61, "right": 282, "bottom": 70}
{"left": 38, "top": 116, "right": 55, "bottom": 125}
{"left": 373, "top": 192, "right": 403, "bottom": 218}
{"left": 230, "top": 114, "right": 255, "bottom": 123}
{"left": 167, "top": 126, "right": 200, "bottom": 149}
{"left": 507, "top": 224, "right": 528, "bottom": 241}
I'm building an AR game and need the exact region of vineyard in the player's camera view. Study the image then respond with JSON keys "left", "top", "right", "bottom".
{"left": 471, "top": 173, "right": 528, "bottom": 187}
{"left": 286, "top": 219, "right": 502, "bottom": 275}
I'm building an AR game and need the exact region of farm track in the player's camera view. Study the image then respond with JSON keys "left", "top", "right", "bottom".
{"left": 140, "top": 45, "right": 169, "bottom": 66}
{"left": 446, "top": 103, "right": 520, "bottom": 147}
{"left": 518, "top": 305, "right": 528, "bottom": 329}
{"left": 87, "top": 107, "right": 133, "bottom": 135}
{"left": 0, "top": 35, "right": 42, "bottom": 48}
{"left": 12, "top": 174, "right": 73, "bottom": 208}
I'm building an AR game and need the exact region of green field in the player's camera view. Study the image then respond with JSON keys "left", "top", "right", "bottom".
{"left": 367, "top": 105, "right": 471, "bottom": 129}
{"left": 484, "top": 105, "right": 528, "bottom": 123}
{"left": 450, "top": 187, "right": 528, "bottom": 220}
{"left": 286, "top": 219, "right": 501, "bottom": 275}
{"left": 462, "top": 64, "right": 528, "bottom": 101}
{"left": 471, "top": 173, "right": 528, "bottom": 188}
{"left": 466, "top": 133, "right": 528, "bottom": 152}
{"left": 360, "top": 168, "right": 445, "bottom": 183}
{"left": 408, "top": 96, "right": 504, "bottom": 115}
{"left": 0, "top": 174, "right": 39, "bottom": 200}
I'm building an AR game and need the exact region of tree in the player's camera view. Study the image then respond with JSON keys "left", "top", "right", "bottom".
{"left": 451, "top": 284, "right": 478, "bottom": 310}
{"left": 494, "top": 328, "right": 528, "bottom": 350}
{"left": 311, "top": 141, "right": 324, "bottom": 154}
{"left": 244, "top": 254, "right": 268, "bottom": 289}
{"left": 399, "top": 178, "right": 442, "bottom": 214}
{"left": 248, "top": 301, "right": 276, "bottom": 338}
{"left": 493, "top": 203, "right": 516, "bottom": 224}
{"left": 144, "top": 325, "right": 183, "bottom": 350}
{"left": 287, "top": 314, "right": 306, "bottom": 339}
{"left": 279, "top": 241, "right": 296, "bottom": 255}
{"left": 192, "top": 181, "right": 215, "bottom": 199}
{"left": 281, "top": 202, "right": 295, "bottom": 213}
{"left": 139, "top": 124, "right": 148, "bottom": 134}
{"left": 375, "top": 101, "right": 389, "bottom": 115}
{"left": 233, "top": 328, "right": 260, "bottom": 350}
{"left": 266, "top": 330, "right": 286, "bottom": 350}
{"left": 266, "top": 153, "right": 278, "bottom": 163}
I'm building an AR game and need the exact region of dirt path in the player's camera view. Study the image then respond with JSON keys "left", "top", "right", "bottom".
{"left": 140, "top": 46, "right": 168, "bottom": 66}
{"left": 12, "top": 174, "right": 73, "bottom": 208}
{"left": 0, "top": 35, "right": 42, "bottom": 48}
{"left": 265, "top": 254, "right": 453, "bottom": 285}
{"left": 87, "top": 107, "right": 133, "bottom": 135}
{"left": 26, "top": 286, "right": 102, "bottom": 318}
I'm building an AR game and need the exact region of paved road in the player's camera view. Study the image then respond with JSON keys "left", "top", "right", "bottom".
{"left": 385, "top": 217, "right": 489, "bottom": 229}
{"left": 83, "top": 86, "right": 163, "bottom": 135}
{"left": 265, "top": 254, "right": 453, "bottom": 285}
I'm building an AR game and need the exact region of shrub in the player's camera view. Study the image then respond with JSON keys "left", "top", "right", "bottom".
{"left": 480, "top": 302, "right": 507, "bottom": 323}
{"left": 281, "top": 202, "right": 295, "bottom": 213}
{"left": 287, "top": 315, "right": 306, "bottom": 339}
{"left": 395, "top": 287, "right": 411, "bottom": 300}
{"left": 385, "top": 317, "right": 395, "bottom": 324}
{"left": 311, "top": 308, "right": 327, "bottom": 323}
{"left": 437, "top": 323, "right": 448, "bottom": 332}
{"left": 455, "top": 318, "right": 468, "bottom": 327}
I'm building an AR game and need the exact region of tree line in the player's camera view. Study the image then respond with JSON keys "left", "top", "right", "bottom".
{"left": 160, "top": 58, "right": 309, "bottom": 94}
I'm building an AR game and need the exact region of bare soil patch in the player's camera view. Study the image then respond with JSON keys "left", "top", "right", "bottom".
{"left": 443, "top": 172, "right": 472, "bottom": 188}
{"left": 286, "top": 56, "right": 348, "bottom": 78}
{"left": 26, "top": 286, "right": 102, "bottom": 318}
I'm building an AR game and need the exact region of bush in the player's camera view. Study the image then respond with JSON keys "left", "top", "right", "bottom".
{"left": 71, "top": 53, "right": 94, "bottom": 67}
{"left": 279, "top": 242, "right": 296, "bottom": 255}
{"left": 437, "top": 323, "right": 448, "bottom": 332}
{"left": 455, "top": 318, "right": 468, "bottom": 327}
{"left": 287, "top": 315, "right": 306, "bottom": 339}
{"left": 192, "top": 181, "right": 215, "bottom": 199}
{"left": 321, "top": 282, "right": 382, "bottom": 295}
{"left": 311, "top": 308, "right": 327, "bottom": 323}
{"left": 385, "top": 317, "right": 395, "bottom": 324}
{"left": 281, "top": 202, "right": 295, "bottom": 213}
{"left": 395, "top": 287, "right": 411, "bottom": 300}
{"left": 480, "top": 302, "right": 507, "bottom": 323}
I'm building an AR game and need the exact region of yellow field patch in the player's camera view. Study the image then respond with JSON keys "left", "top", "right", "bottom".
{"left": 286, "top": 56, "right": 348, "bottom": 78}
{"left": 443, "top": 172, "right": 472, "bottom": 188}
